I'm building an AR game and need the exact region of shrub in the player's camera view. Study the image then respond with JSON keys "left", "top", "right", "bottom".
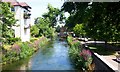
{"left": 30, "top": 37, "right": 39, "bottom": 42}
{"left": 7, "top": 37, "right": 21, "bottom": 45}
{"left": 30, "top": 25, "right": 39, "bottom": 37}
{"left": 67, "top": 35, "right": 73, "bottom": 45}
{"left": 73, "top": 24, "right": 86, "bottom": 37}
{"left": 67, "top": 36, "right": 93, "bottom": 70}
{"left": 68, "top": 40, "right": 83, "bottom": 68}
{"left": 20, "top": 42, "right": 34, "bottom": 59}
{"left": 2, "top": 36, "right": 49, "bottom": 65}
{"left": 3, "top": 44, "right": 11, "bottom": 51}
{"left": 12, "top": 44, "right": 21, "bottom": 55}
{"left": 80, "top": 49, "right": 93, "bottom": 69}
{"left": 2, "top": 42, "right": 34, "bottom": 64}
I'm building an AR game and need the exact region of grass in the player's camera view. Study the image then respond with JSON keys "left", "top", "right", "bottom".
{"left": 111, "top": 43, "right": 120, "bottom": 48}
{"left": 88, "top": 45, "right": 116, "bottom": 55}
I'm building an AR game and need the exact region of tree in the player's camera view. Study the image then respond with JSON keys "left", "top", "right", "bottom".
{"left": 62, "top": 2, "right": 89, "bottom": 30}
{"left": 32, "top": 4, "right": 66, "bottom": 38}
{"left": 30, "top": 25, "right": 39, "bottom": 37}
{"left": 0, "top": 2, "right": 16, "bottom": 44}
{"left": 56, "top": 25, "right": 60, "bottom": 32}
{"left": 85, "top": 2, "right": 120, "bottom": 42}
{"left": 73, "top": 24, "right": 85, "bottom": 37}
{"left": 32, "top": 17, "right": 55, "bottom": 38}
{"left": 42, "top": 4, "right": 60, "bottom": 27}
{"left": 62, "top": 2, "right": 120, "bottom": 43}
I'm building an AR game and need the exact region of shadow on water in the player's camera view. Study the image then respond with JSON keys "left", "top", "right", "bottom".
{"left": 2, "top": 38, "right": 75, "bottom": 70}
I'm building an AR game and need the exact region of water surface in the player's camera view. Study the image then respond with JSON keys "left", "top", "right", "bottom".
{"left": 2, "top": 39, "right": 74, "bottom": 70}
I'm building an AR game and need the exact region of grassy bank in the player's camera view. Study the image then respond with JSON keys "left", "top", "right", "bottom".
{"left": 88, "top": 45, "right": 116, "bottom": 55}
{"left": 1, "top": 36, "right": 49, "bottom": 65}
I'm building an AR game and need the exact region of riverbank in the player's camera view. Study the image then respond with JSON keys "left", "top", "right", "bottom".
{"left": 1, "top": 36, "right": 49, "bottom": 66}
{"left": 67, "top": 36, "right": 94, "bottom": 71}
{"left": 2, "top": 38, "right": 74, "bottom": 70}
{"left": 72, "top": 37, "right": 119, "bottom": 71}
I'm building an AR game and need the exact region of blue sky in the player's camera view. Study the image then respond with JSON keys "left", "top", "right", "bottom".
{"left": 17, "top": 0, "right": 65, "bottom": 19}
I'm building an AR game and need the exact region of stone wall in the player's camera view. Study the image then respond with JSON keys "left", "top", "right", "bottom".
{"left": 87, "top": 43, "right": 120, "bottom": 51}
{"left": 92, "top": 52, "right": 114, "bottom": 72}
{"left": 81, "top": 43, "right": 115, "bottom": 71}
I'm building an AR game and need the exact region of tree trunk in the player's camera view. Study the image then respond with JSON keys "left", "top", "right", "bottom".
{"left": 104, "top": 40, "right": 107, "bottom": 50}
{"left": 94, "top": 39, "right": 96, "bottom": 46}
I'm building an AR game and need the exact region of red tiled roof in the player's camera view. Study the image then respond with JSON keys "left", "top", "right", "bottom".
{"left": 2, "top": 0, "right": 31, "bottom": 9}
{"left": 2, "top": 0, "right": 20, "bottom": 6}
{"left": 2, "top": 0, "right": 17, "bottom": 2}
{"left": 19, "top": 2, "right": 28, "bottom": 7}
{"left": 11, "top": 2, "right": 20, "bottom": 6}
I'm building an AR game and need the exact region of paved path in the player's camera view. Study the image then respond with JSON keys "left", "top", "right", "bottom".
{"left": 81, "top": 40, "right": 120, "bottom": 71}
{"left": 94, "top": 53, "right": 120, "bottom": 71}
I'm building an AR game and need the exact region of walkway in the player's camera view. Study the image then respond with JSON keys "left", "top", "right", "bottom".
{"left": 94, "top": 53, "right": 120, "bottom": 71}
{"left": 81, "top": 40, "right": 120, "bottom": 71}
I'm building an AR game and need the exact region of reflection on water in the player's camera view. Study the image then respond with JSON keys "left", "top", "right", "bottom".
{"left": 2, "top": 39, "right": 74, "bottom": 70}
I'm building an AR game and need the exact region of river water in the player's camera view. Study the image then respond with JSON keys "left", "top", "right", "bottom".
{"left": 2, "top": 39, "right": 75, "bottom": 70}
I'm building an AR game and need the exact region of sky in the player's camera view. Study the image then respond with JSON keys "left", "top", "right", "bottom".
{"left": 17, "top": 0, "right": 65, "bottom": 18}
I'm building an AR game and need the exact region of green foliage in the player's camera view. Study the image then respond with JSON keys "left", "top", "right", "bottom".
{"left": 33, "top": 17, "right": 55, "bottom": 38}
{"left": 73, "top": 24, "right": 86, "bottom": 37}
{"left": 20, "top": 42, "right": 34, "bottom": 59}
{"left": 62, "top": 2, "right": 88, "bottom": 29}
{"left": 32, "top": 5, "right": 57, "bottom": 38}
{"left": 30, "top": 25, "right": 39, "bottom": 37}
{"left": 84, "top": 3, "right": 120, "bottom": 42}
{"left": 67, "top": 36, "right": 93, "bottom": 70}
{"left": 2, "top": 37, "right": 48, "bottom": 65}
{"left": 7, "top": 37, "right": 21, "bottom": 45}
{"left": 0, "top": 2, "right": 16, "bottom": 44}
{"left": 0, "top": 21, "right": 2, "bottom": 40}
{"left": 61, "top": 2, "right": 76, "bottom": 14}
{"left": 42, "top": 4, "right": 60, "bottom": 27}
{"left": 32, "top": 4, "right": 65, "bottom": 38}
{"left": 30, "top": 37, "right": 39, "bottom": 42}
{"left": 62, "top": 2, "right": 120, "bottom": 42}
{"left": 67, "top": 35, "right": 73, "bottom": 45}
{"left": 38, "top": 37, "right": 48, "bottom": 48}
{"left": 56, "top": 25, "right": 60, "bottom": 32}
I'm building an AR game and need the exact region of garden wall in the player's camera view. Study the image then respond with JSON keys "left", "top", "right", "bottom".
{"left": 92, "top": 52, "right": 114, "bottom": 72}
{"left": 82, "top": 44, "right": 114, "bottom": 71}
{"left": 87, "top": 43, "right": 120, "bottom": 51}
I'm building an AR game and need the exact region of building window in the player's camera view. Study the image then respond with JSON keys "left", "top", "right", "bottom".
{"left": 24, "top": 29, "right": 27, "bottom": 35}
{"left": 11, "top": 7, "right": 15, "bottom": 12}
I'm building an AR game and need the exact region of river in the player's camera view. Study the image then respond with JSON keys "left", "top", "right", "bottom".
{"left": 2, "top": 39, "right": 75, "bottom": 71}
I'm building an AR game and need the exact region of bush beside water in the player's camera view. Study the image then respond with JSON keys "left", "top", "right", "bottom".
{"left": 2, "top": 36, "right": 48, "bottom": 65}
{"left": 67, "top": 36, "right": 93, "bottom": 70}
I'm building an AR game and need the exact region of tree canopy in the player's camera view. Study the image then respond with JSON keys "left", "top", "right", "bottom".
{"left": 31, "top": 4, "right": 62, "bottom": 38}
{"left": 62, "top": 2, "right": 120, "bottom": 42}
{"left": 42, "top": 3, "right": 66, "bottom": 27}
{"left": 0, "top": 2, "right": 16, "bottom": 44}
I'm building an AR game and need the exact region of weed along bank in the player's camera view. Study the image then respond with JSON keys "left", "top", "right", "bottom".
{"left": 67, "top": 36, "right": 94, "bottom": 71}
{"left": 2, "top": 36, "right": 49, "bottom": 66}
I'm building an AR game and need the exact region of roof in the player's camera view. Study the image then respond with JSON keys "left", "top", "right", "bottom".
{"left": 2, "top": 0, "right": 17, "bottom": 2}
{"left": 11, "top": 2, "right": 20, "bottom": 6}
{"left": 2, "top": 0, "right": 31, "bottom": 9}
{"left": 19, "top": 2, "right": 31, "bottom": 9}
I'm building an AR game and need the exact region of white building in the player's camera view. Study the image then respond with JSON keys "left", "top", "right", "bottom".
{"left": 2, "top": 0, "right": 31, "bottom": 42}
{"left": 54, "top": 21, "right": 65, "bottom": 28}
